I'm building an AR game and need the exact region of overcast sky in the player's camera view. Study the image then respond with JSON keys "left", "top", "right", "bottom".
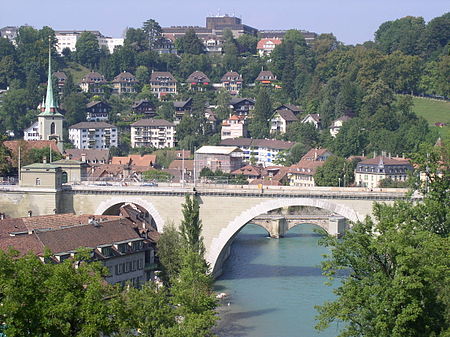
{"left": 1, "top": 0, "right": 448, "bottom": 44}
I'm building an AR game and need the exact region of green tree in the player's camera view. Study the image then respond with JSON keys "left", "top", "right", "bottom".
{"left": 316, "top": 152, "right": 450, "bottom": 336}
{"left": 142, "top": 19, "right": 163, "bottom": 50}
{"left": 124, "top": 27, "right": 148, "bottom": 52}
{"left": 75, "top": 32, "right": 101, "bottom": 69}
{"left": 63, "top": 92, "right": 87, "bottom": 127}
{"left": 314, "top": 156, "right": 355, "bottom": 187}
{"left": 180, "top": 195, "right": 205, "bottom": 255}
{"left": 0, "top": 136, "right": 13, "bottom": 175}
{"left": 176, "top": 29, "right": 206, "bottom": 55}
{"left": 156, "top": 222, "right": 184, "bottom": 285}
{"left": 0, "top": 251, "right": 122, "bottom": 336}
{"left": 25, "top": 146, "right": 63, "bottom": 165}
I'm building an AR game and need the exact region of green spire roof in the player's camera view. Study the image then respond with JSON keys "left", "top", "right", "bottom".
{"left": 39, "top": 41, "right": 63, "bottom": 117}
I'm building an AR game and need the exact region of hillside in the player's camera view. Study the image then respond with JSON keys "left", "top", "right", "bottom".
{"left": 61, "top": 61, "right": 90, "bottom": 84}
{"left": 410, "top": 96, "right": 450, "bottom": 141}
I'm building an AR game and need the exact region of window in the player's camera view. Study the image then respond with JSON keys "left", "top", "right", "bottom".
{"left": 35, "top": 178, "right": 41, "bottom": 186}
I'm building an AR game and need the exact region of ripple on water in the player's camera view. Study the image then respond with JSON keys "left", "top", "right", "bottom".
{"left": 214, "top": 223, "right": 339, "bottom": 337}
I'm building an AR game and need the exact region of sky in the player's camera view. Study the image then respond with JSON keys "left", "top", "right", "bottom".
{"left": 1, "top": 0, "right": 448, "bottom": 44}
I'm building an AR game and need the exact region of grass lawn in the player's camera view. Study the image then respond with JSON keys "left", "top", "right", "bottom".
{"left": 409, "top": 96, "right": 450, "bottom": 141}
{"left": 62, "top": 61, "right": 90, "bottom": 84}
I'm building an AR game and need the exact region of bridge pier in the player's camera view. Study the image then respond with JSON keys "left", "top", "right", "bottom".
{"left": 328, "top": 216, "right": 347, "bottom": 237}
{"left": 252, "top": 216, "right": 288, "bottom": 238}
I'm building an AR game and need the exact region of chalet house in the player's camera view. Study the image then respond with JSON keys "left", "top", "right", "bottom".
{"left": 330, "top": 114, "right": 354, "bottom": 137}
{"left": 274, "top": 104, "right": 303, "bottom": 115}
{"left": 79, "top": 71, "right": 107, "bottom": 94}
{"left": 301, "top": 113, "right": 321, "bottom": 129}
{"left": 230, "top": 97, "right": 255, "bottom": 117}
{"left": 355, "top": 156, "right": 413, "bottom": 189}
{"left": 112, "top": 71, "right": 138, "bottom": 94}
{"left": 153, "top": 37, "right": 177, "bottom": 54}
{"left": 186, "top": 71, "right": 211, "bottom": 91}
{"left": 86, "top": 101, "right": 111, "bottom": 122}
{"left": 173, "top": 98, "right": 193, "bottom": 120}
{"left": 150, "top": 71, "right": 177, "bottom": 99}
{"left": 130, "top": 118, "right": 176, "bottom": 149}
{"left": 221, "top": 115, "right": 248, "bottom": 140}
{"left": 255, "top": 70, "right": 277, "bottom": 86}
{"left": 203, "top": 37, "right": 223, "bottom": 54}
{"left": 53, "top": 71, "right": 67, "bottom": 91}
{"left": 231, "top": 164, "right": 262, "bottom": 182}
{"left": 270, "top": 109, "right": 298, "bottom": 134}
{"left": 257, "top": 38, "right": 282, "bottom": 56}
{"left": 221, "top": 71, "right": 243, "bottom": 95}
{"left": 132, "top": 100, "right": 156, "bottom": 117}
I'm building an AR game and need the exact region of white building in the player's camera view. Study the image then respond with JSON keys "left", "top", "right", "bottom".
{"left": 221, "top": 115, "right": 247, "bottom": 140}
{"left": 301, "top": 114, "right": 321, "bottom": 129}
{"left": 55, "top": 30, "right": 124, "bottom": 54}
{"left": 23, "top": 121, "right": 40, "bottom": 141}
{"left": 270, "top": 110, "right": 298, "bottom": 134}
{"left": 68, "top": 122, "right": 118, "bottom": 149}
{"left": 130, "top": 119, "right": 176, "bottom": 149}
{"left": 220, "top": 138, "right": 295, "bottom": 166}
{"left": 330, "top": 114, "right": 353, "bottom": 138}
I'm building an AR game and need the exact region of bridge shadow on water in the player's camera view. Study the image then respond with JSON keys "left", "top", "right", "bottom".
{"left": 219, "top": 263, "right": 325, "bottom": 280}
{"left": 213, "top": 308, "right": 278, "bottom": 337}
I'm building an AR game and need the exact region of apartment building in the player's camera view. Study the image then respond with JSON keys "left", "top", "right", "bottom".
{"left": 221, "top": 71, "right": 243, "bottom": 95}
{"left": 79, "top": 71, "right": 107, "bottom": 94}
{"left": 221, "top": 115, "right": 248, "bottom": 140}
{"left": 220, "top": 138, "right": 295, "bottom": 166}
{"left": 150, "top": 71, "right": 177, "bottom": 99}
{"left": 68, "top": 122, "right": 118, "bottom": 149}
{"left": 130, "top": 118, "right": 176, "bottom": 149}
{"left": 112, "top": 71, "right": 138, "bottom": 94}
{"left": 54, "top": 30, "right": 123, "bottom": 54}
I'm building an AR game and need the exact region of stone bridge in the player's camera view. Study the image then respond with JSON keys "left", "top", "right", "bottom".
{"left": 0, "top": 183, "right": 412, "bottom": 276}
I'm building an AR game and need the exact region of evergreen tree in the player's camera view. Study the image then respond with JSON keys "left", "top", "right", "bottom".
{"left": 176, "top": 29, "right": 206, "bottom": 55}
{"left": 180, "top": 195, "right": 205, "bottom": 256}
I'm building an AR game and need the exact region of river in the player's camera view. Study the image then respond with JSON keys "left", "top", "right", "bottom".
{"left": 214, "top": 223, "right": 339, "bottom": 337}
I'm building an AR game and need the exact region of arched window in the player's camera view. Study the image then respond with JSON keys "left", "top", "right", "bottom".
{"left": 62, "top": 171, "right": 68, "bottom": 184}
{"left": 50, "top": 122, "right": 55, "bottom": 135}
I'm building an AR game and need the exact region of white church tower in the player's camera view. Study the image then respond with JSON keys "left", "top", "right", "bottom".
{"left": 38, "top": 43, "right": 64, "bottom": 152}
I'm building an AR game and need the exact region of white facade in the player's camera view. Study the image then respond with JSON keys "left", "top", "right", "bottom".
{"left": 23, "top": 121, "right": 40, "bottom": 141}
{"left": 69, "top": 122, "right": 118, "bottom": 149}
{"left": 221, "top": 116, "right": 247, "bottom": 140}
{"left": 55, "top": 31, "right": 124, "bottom": 54}
{"left": 131, "top": 119, "right": 176, "bottom": 149}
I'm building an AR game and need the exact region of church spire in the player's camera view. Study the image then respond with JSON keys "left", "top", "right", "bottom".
{"left": 39, "top": 39, "right": 61, "bottom": 116}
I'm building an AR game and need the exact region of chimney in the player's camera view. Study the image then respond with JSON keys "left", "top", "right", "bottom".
{"left": 43, "top": 157, "right": 47, "bottom": 164}
{"left": 314, "top": 150, "right": 318, "bottom": 161}
{"left": 28, "top": 210, "right": 32, "bottom": 217}
{"left": 81, "top": 153, "right": 86, "bottom": 163}
{"left": 65, "top": 154, "right": 70, "bottom": 160}
{"left": 0, "top": 213, "right": 5, "bottom": 220}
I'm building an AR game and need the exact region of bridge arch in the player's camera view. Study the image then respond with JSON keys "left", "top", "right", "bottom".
{"left": 95, "top": 196, "right": 165, "bottom": 232}
{"left": 207, "top": 197, "right": 362, "bottom": 276}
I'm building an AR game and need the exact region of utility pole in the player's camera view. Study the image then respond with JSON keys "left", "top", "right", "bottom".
{"left": 181, "top": 149, "right": 185, "bottom": 188}
{"left": 18, "top": 146, "right": 21, "bottom": 183}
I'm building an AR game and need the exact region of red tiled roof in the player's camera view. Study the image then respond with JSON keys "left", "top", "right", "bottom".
{"left": 36, "top": 218, "right": 140, "bottom": 253}
{"left": 4, "top": 140, "right": 62, "bottom": 158}
{"left": 231, "top": 165, "right": 262, "bottom": 177}
{"left": 300, "top": 148, "right": 331, "bottom": 162}
{"left": 0, "top": 234, "right": 44, "bottom": 257}
{"left": 186, "top": 71, "right": 210, "bottom": 83}
{"left": 150, "top": 71, "right": 176, "bottom": 82}
{"left": 221, "top": 71, "right": 242, "bottom": 82}
{"left": 111, "top": 154, "right": 156, "bottom": 167}
{"left": 257, "top": 38, "right": 282, "bottom": 49}
{"left": 65, "top": 149, "right": 110, "bottom": 163}
{"left": 168, "top": 159, "right": 194, "bottom": 171}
